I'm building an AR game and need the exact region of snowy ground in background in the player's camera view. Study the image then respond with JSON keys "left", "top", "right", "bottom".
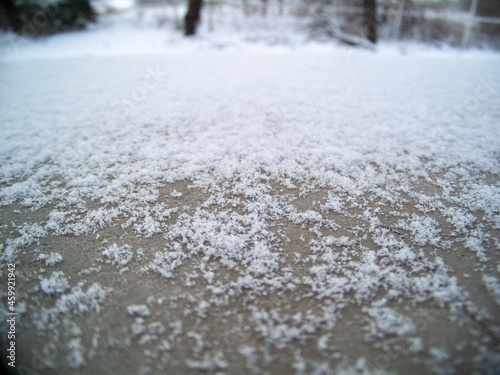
{"left": 1, "top": 4, "right": 497, "bottom": 62}
{"left": 1, "top": 7, "right": 500, "bottom": 375}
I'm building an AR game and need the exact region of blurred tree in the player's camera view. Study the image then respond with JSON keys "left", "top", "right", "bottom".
{"left": 262, "top": 0, "right": 268, "bottom": 16}
{"left": 476, "top": 0, "right": 500, "bottom": 17}
{"left": 364, "top": 0, "right": 377, "bottom": 43}
{"left": 0, "top": 0, "right": 21, "bottom": 31}
{"left": 1, "top": 0, "right": 95, "bottom": 36}
{"left": 185, "top": 0, "right": 203, "bottom": 35}
{"left": 278, "top": 0, "right": 284, "bottom": 16}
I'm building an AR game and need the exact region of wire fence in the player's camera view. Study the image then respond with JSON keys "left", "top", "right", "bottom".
{"left": 197, "top": 0, "right": 500, "bottom": 48}
{"left": 323, "top": 0, "right": 500, "bottom": 47}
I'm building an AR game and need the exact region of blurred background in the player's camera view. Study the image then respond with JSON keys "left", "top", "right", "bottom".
{"left": 0, "top": 0, "right": 499, "bottom": 51}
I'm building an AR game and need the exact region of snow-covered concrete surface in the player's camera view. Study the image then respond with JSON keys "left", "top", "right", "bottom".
{"left": 1, "top": 14, "right": 500, "bottom": 375}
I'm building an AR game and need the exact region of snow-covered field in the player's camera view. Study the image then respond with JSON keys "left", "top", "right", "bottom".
{"left": 1, "top": 10, "right": 500, "bottom": 375}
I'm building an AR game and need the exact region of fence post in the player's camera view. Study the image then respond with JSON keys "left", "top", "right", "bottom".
{"left": 461, "top": 0, "right": 478, "bottom": 48}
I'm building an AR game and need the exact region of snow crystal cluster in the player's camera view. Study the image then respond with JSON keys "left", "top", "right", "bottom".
{"left": 38, "top": 252, "right": 63, "bottom": 266}
{"left": 102, "top": 243, "right": 133, "bottom": 270}
{"left": 40, "top": 271, "right": 70, "bottom": 294}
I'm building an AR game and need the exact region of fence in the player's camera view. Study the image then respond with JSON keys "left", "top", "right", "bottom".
{"left": 325, "top": 0, "right": 500, "bottom": 47}
{"left": 200, "top": 0, "right": 500, "bottom": 48}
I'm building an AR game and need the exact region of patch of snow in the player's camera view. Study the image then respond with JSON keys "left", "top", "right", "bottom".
{"left": 40, "top": 271, "right": 70, "bottom": 294}
{"left": 482, "top": 275, "right": 500, "bottom": 306}
{"left": 38, "top": 252, "right": 63, "bottom": 266}
{"left": 127, "top": 304, "right": 151, "bottom": 318}
{"left": 102, "top": 243, "right": 133, "bottom": 268}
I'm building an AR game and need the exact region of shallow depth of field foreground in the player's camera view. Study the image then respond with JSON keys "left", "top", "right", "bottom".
{"left": 1, "top": 44, "right": 500, "bottom": 375}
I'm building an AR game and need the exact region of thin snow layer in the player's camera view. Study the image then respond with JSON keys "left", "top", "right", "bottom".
{"left": 0, "top": 46, "right": 500, "bottom": 374}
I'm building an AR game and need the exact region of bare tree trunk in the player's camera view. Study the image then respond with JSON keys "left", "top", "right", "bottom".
{"left": 184, "top": 0, "right": 203, "bottom": 36}
{"left": 242, "top": 0, "right": 249, "bottom": 16}
{"left": 363, "top": 0, "right": 377, "bottom": 43}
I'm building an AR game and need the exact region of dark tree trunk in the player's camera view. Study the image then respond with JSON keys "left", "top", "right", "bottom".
{"left": 278, "top": 0, "right": 284, "bottom": 16}
{"left": 262, "top": 0, "right": 268, "bottom": 16}
{"left": 0, "top": 0, "right": 21, "bottom": 32}
{"left": 184, "top": 0, "right": 203, "bottom": 36}
{"left": 363, "top": 0, "right": 377, "bottom": 44}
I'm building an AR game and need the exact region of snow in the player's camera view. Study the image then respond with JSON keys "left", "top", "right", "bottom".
{"left": 397, "top": 215, "right": 441, "bottom": 247}
{"left": 66, "top": 337, "right": 86, "bottom": 368}
{"left": 40, "top": 271, "right": 70, "bottom": 294}
{"left": 127, "top": 304, "right": 151, "bottom": 317}
{"left": 483, "top": 275, "right": 500, "bottom": 307}
{"left": 102, "top": 243, "right": 133, "bottom": 269}
{"left": 136, "top": 321, "right": 165, "bottom": 346}
{"left": 38, "top": 251, "right": 63, "bottom": 266}
{"left": 0, "top": 5, "right": 500, "bottom": 375}
{"left": 364, "top": 306, "right": 416, "bottom": 340}
{"left": 55, "top": 283, "right": 109, "bottom": 315}
{"left": 186, "top": 351, "right": 228, "bottom": 371}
